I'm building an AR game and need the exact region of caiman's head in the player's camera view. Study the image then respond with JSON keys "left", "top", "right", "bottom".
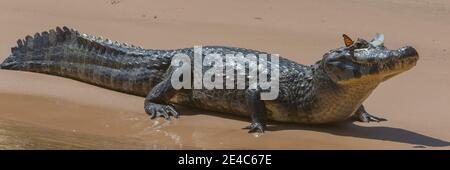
{"left": 321, "top": 33, "right": 418, "bottom": 85}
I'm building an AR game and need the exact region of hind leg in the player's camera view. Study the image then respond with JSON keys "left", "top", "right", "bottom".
{"left": 144, "top": 75, "right": 180, "bottom": 120}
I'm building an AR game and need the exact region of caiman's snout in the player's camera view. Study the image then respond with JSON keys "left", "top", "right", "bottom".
{"left": 397, "top": 46, "right": 419, "bottom": 61}
{"left": 379, "top": 46, "right": 418, "bottom": 81}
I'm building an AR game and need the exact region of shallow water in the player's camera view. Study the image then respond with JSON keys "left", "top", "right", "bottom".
{"left": 0, "top": 119, "right": 145, "bottom": 149}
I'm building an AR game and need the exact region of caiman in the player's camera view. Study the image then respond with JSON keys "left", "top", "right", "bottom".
{"left": 0, "top": 26, "right": 419, "bottom": 133}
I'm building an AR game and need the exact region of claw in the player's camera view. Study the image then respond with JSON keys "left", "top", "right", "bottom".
{"left": 166, "top": 104, "right": 179, "bottom": 118}
{"left": 158, "top": 110, "right": 170, "bottom": 120}
{"left": 358, "top": 112, "right": 387, "bottom": 122}
{"left": 243, "top": 122, "right": 265, "bottom": 133}
{"left": 145, "top": 103, "right": 179, "bottom": 120}
{"left": 148, "top": 106, "right": 157, "bottom": 119}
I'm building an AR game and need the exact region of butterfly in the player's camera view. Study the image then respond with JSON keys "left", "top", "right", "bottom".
{"left": 342, "top": 34, "right": 354, "bottom": 47}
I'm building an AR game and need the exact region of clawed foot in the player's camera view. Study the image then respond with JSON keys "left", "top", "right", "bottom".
{"left": 243, "top": 122, "right": 266, "bottom": 133}
{"left": 145, "top": 103, "right": 179, "bottom": 120}
{"left": 357, "top": 112, "right": 387, "bottom": 122}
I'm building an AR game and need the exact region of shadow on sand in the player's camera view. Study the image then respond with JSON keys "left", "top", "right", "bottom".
{"left": 179, "top": 106, "right": 450, "bottom": 147}
{"left": 267, "top": 122, "right": 450, "bottom": 147}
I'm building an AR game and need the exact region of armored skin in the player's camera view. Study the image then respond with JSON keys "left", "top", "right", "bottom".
{"left": 0, "top": 27, "right": 419, "bottom": 133}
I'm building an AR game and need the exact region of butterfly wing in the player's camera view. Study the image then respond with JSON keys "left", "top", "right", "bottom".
{"left": 342, "top": 34, "right": 354, "bottom": 47}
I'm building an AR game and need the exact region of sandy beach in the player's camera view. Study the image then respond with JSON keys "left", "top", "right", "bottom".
{"left": 0, "top": 0, "right": 449, "bottom": 149}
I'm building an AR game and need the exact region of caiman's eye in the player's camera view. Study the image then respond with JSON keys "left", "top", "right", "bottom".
{"left": 353, "top": 40, "right": 369, "bottom": 49}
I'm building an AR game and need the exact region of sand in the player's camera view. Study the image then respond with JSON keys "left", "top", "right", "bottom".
{"left": 0, "top": 0, "right": 449, "bottom": 149}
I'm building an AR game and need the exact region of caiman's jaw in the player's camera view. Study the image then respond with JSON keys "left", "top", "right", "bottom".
{"left": 322, "top": 34, "right": 419, "bottom": 85}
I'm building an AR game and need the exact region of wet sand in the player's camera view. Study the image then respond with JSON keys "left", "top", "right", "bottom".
{"left": 0, "top": 0, "right": 449, "bottom": 149}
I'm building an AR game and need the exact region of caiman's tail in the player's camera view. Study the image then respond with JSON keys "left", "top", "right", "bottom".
{"left": 0, "top": 26, "right": 171, "bottom": 96}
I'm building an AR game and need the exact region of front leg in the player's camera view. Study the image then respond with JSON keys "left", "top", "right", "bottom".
{"left": 242, "top": 88, "right": 268, "bottom": 133}
{"left": 144, "top": 76, "right": 179, "bottom": 120}
{"left": 353, "top": 105, "right": 387, "bottom": 122}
